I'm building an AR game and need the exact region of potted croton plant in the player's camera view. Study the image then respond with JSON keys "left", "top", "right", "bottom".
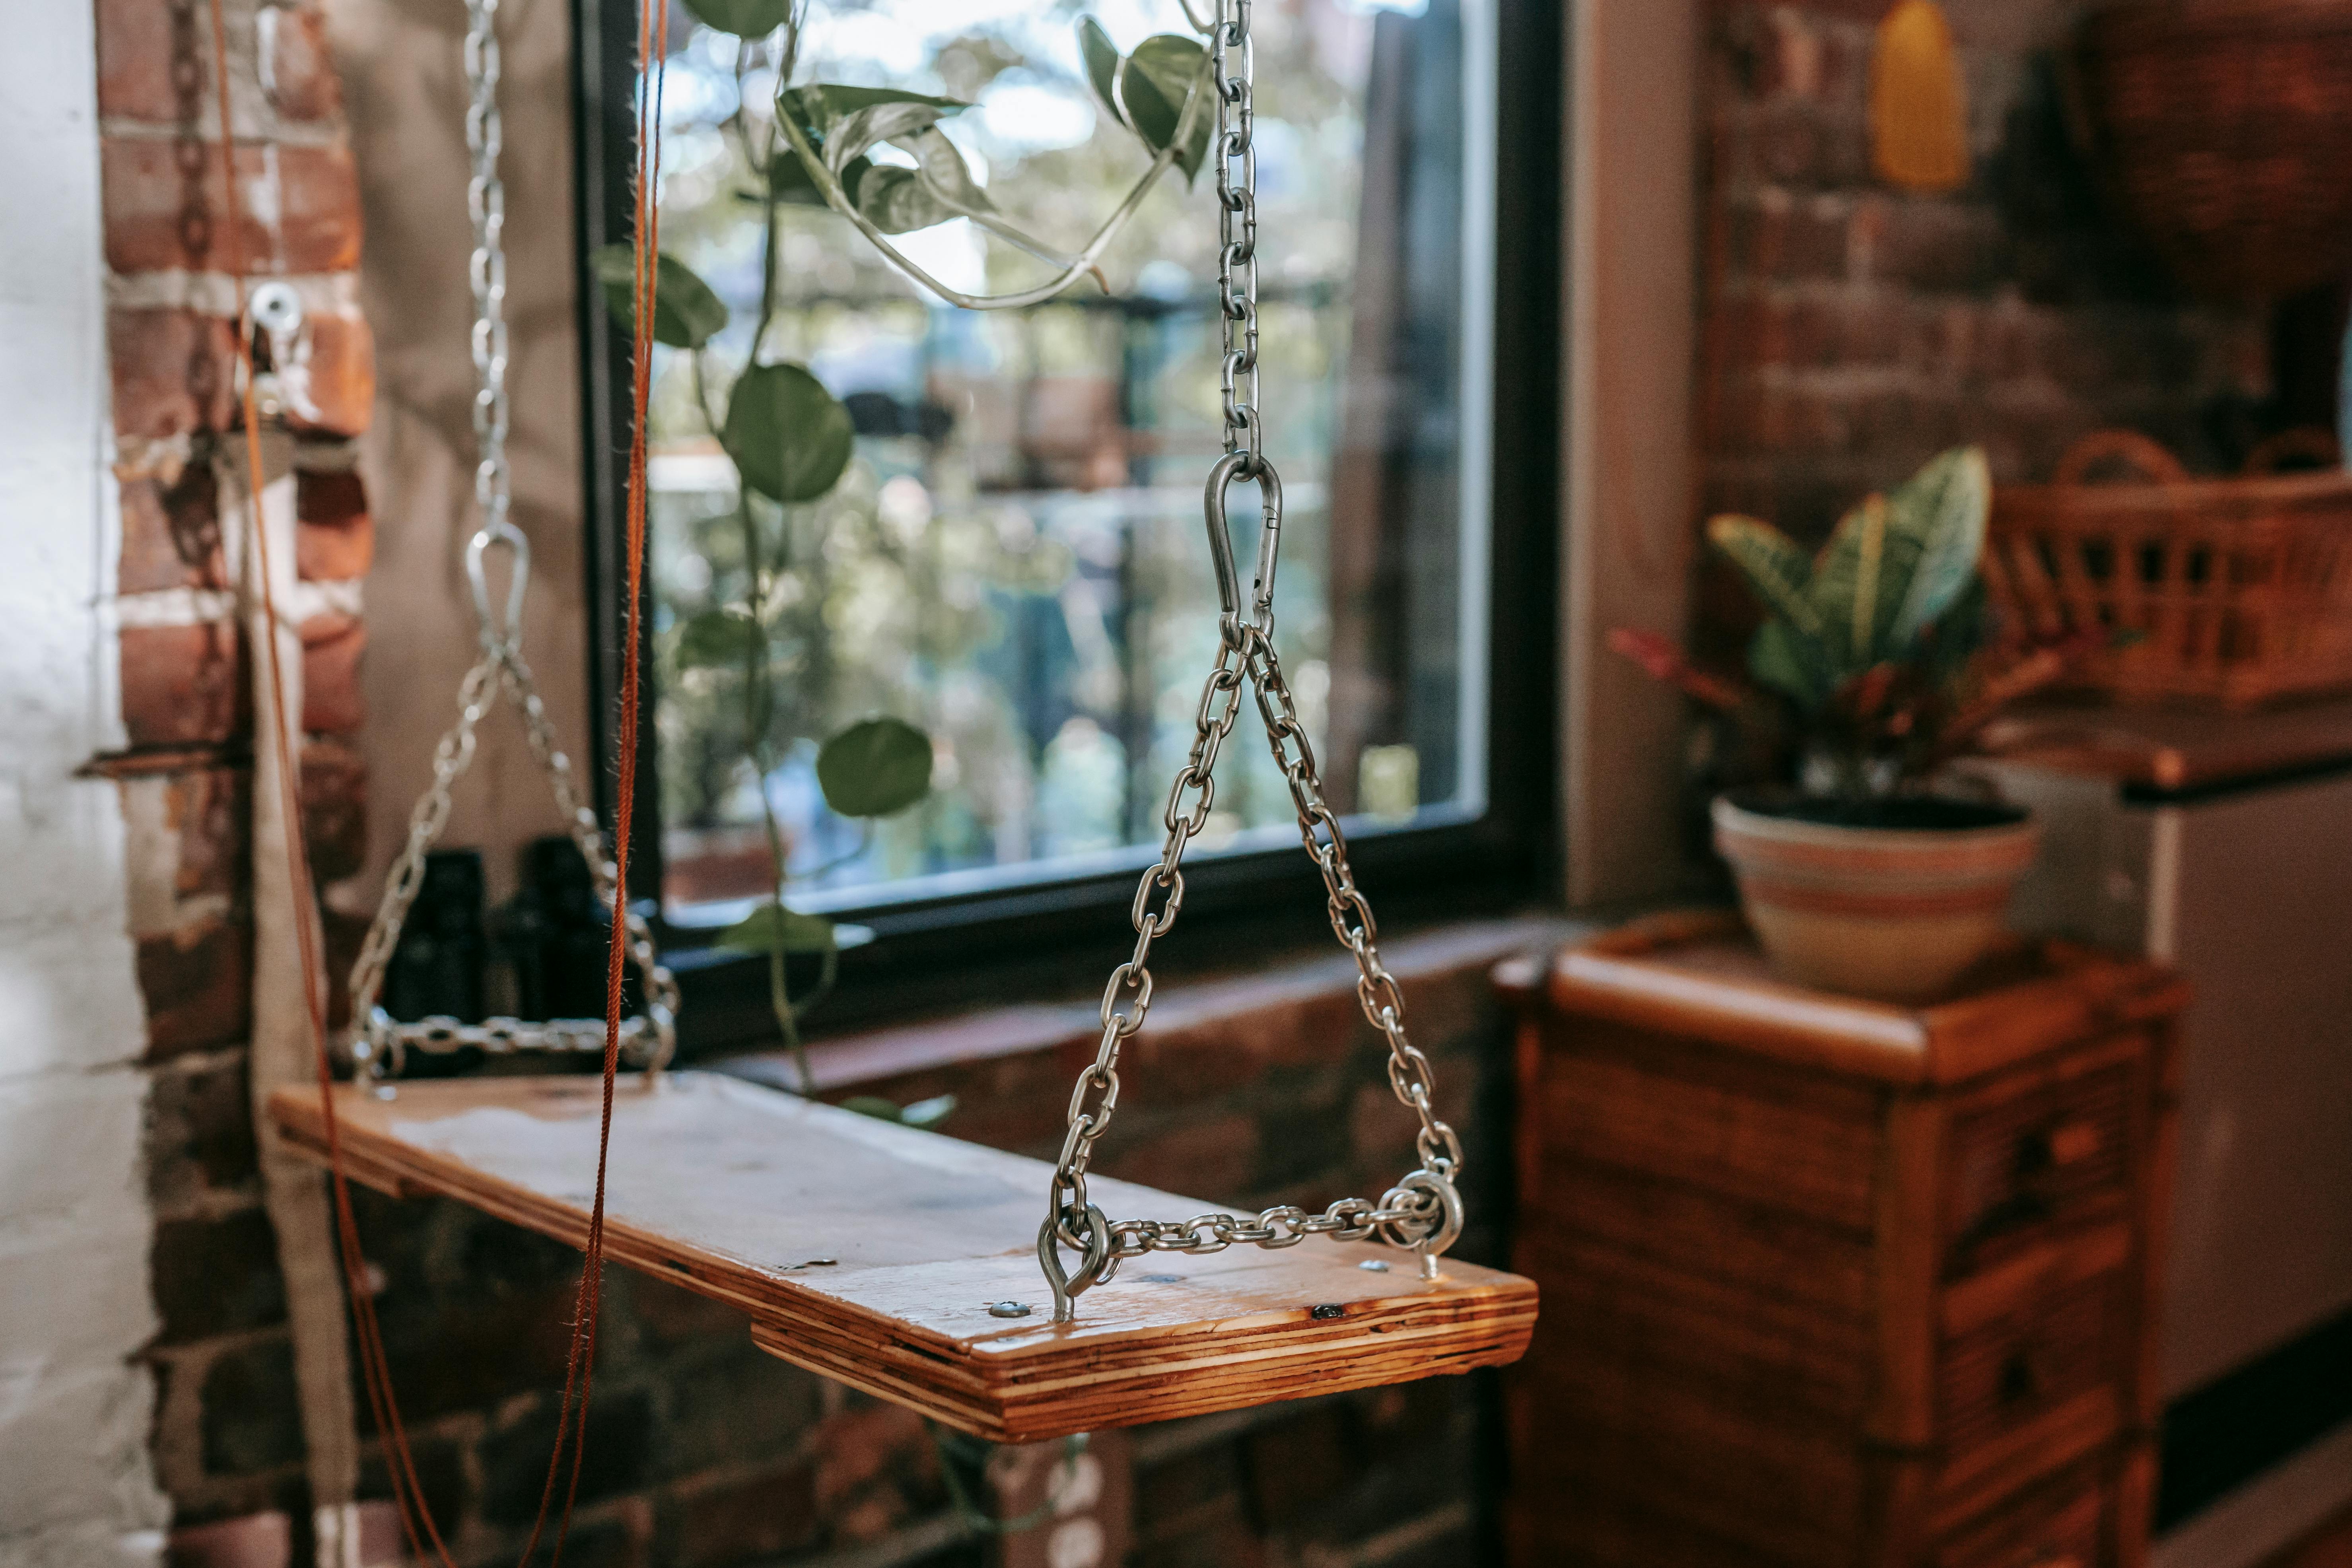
{"left": 1614, "top": 446, "right": 2109, "bottom": 1002}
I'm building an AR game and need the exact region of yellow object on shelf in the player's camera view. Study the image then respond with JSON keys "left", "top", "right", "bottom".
{"left": 1870, "top": 0, "right": 1969, "bottom": 194}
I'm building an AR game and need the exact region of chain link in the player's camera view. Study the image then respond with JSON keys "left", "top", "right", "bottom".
{"left": 344, "top": 0, "right": 676, "bottom": 1089}
{"left": 1036, "top": 4, "right": 1462, "bottom": 1317}
{"left": 464, "top": 0, "right": 511, "bottom": 545}
{"left": 1213, "top": 0, "right": 1260, "bottom": 471}
{"left": 1036, "top": 619, "right": 1465, "bottom": 1321}
{"left": 344, "top": 647, "right": 680, "bottom": 1087}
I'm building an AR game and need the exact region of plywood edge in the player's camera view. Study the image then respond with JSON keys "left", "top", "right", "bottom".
{"left": 759, "top": 1299, "right": 1538, "bottom": 1442}
{"left": 1552, "top": 951, "right": 1931, "bottom": 1082}
{"left": 264, "top": 1080, "right": 1538, "bottom": 1446}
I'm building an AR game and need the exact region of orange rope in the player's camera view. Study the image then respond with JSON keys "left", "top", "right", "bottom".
{"left": 199, "top": 0, "right": 667, "bottom": 1560}
{"left": 519, "top": 4, "right": 668, "bottom": 1562}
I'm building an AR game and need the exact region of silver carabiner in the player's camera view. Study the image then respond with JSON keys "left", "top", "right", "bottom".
{"left": 1203, "top": 451, "right": 1282, "bottom": 648}
{"left": 465, "top": 520, "right": 529, "bottom": 656}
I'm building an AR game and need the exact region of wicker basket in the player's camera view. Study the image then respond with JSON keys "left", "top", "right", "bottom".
{"left": 1985, "top": 430, "right": 2352, "bottom": 708}
{"left": 2070, "top": 0, "right": 2352, "bottom": 301}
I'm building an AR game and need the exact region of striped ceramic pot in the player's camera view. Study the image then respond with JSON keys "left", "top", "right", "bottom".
{"left": 1712, "top": 792, "right": 2041, "bottom": 1003}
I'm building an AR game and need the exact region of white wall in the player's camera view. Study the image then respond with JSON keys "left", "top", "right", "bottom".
{"left": 329, "top": 0, "right": 592, "bottom": 909}
{"left": 1560, "top": 0, "right": 1700, "bottom": 907}
{"left": 0, "top": 7, "right": 169, "bottom": 1564}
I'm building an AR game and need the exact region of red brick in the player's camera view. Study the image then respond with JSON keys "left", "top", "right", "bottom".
{"left": 1716, "top": 196, "right": 1847, "bottom": 284}
{"left": 102, "top": 138, "right": 361, "bottom": 276}
{"left": 1351, "top": 1080, "right": 1422, "bottom": 1169}
{"left": 666, "top": 1459, "right": 820, "bottom": 1567}
{"left": 122, "top": 621, "right": 247, "bottom": 748}
{"left": 168, "top": 766, "right": 248, "bottom": 901}
{"left": 294, "top": 464, "right": 369, "bottom": 579}
{"left": 97, "top": 0, "right": 205, "bottom": 127}
{"left": 1094, "top": 1112, "right": 1260, "bottom": 1195}
{"left": 111, "top": 308, "right": 239, "bottom": 441}
{"left": 265, "top": 6, "right": 342, "bottom": 122}
{"left": 299, "top": 736, "right": 365, "bottom": 880}
{"left": 1862, "top": 198, "right": 2009, "bottom": 294}
{"left": 152, "top": 1209, "right": 287, "bottom": 1343}
{"left": 299, "top": 612, "right": 363, "bottom": 733}
{"left": 811, "top": 1404, "right": 932, "bottom": 1514}
{"left": 166, "top": 1510, "right": 291, "bottom": 1568}
{"left": 140, "top": 913, "right": 253, "bottom": 1059}
{"left": 629, "top": 1272, "right": 750, "bottom": 1346}
{"left": 146, "top": 1051, "right": 258, "bottom": 1202}
{"left": 323, "top": 903, "right": 364, "bottom": 1031}
{"left": 121, "top": 462, "right": 227, "bottom": 593}
{"left": 286, "top": 311, "right": 375, "bottom": 438}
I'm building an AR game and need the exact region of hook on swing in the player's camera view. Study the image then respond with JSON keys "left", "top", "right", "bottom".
{"left": 1203, "top": 450, "right": 1283, "bottom": 649}
{"left": 465, "top": 521, "right": 530, "bottom": 657}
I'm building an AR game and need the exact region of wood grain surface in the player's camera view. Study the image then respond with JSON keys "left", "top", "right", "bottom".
{"left": 266, "top": 1072, "right": 1537, "bottom": 1442}
{"left": 1505, "top": 917, "right": 2184, "bottom": 1567}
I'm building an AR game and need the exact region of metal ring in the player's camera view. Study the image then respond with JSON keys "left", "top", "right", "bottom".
{"left": 1376, "top": 1169, "right": 1464, "bottom": 1259}
{"left": 1202, "top": 451, "right": 1282, "bottom": 646}
{"left": 465, "top": 521, "right": 529, "bottom": 655}
{"left": 1038, "top": 1203, "right": 1111, "bottom": 1324}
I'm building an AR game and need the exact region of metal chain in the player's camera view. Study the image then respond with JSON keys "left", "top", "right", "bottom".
{"left": 464, "top": 0, "right": 511, "bottom": 545}
{"left": 344, "top": 0, "right": 677, "bottom": 1089}
{"left": 1036, "top": 0, "right": 1462, "bottom": 1320}
{"left": 344, "top": 644, "right": 680, "bottom": 1087}
{"left": 1213, "top": 0, "right": 1260, "bottom": 471}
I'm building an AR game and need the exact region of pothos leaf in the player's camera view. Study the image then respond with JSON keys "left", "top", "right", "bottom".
{"left": 722, "top": 363, "right": 854, "bottom": 503}
{"left": 837, "top": 1093, "right": 957, "bottom": 1128}
{"left": 672, "top": 607, "right": 762, "bottom": 670}
{"left": 766, "top": 147, "right": 875, "bottom": 209}
{"left": 899, "top": 126, "right": 993, "bottom": 215}
{"left": 592, "top": 246, "right": 729, "bottom": 350}
{"left": 853, "top": 165, "right": 958, "bottom": 235}
{"left": 815, "top": 716, "right": 933, "bottom": 818}
{"left": 1078, "top": 17, "right": 1127, "bottom": 127}
{"left": 678, "top": 0, "right": 791, "bottom": 37}
{"left": 830, "top": 102, "right": 951, "bottom": 174}
{"left": 782, "top": 83, "right": 970, "bottom": 135}
{"left": 715, "top": 902, "right": 839, "bottom": 956}
{"left": 898, "top": 1094, "right": 956, "bottom": 1129}
{"left": 1117, "top": 35, "right": 1214, "bottom": 185}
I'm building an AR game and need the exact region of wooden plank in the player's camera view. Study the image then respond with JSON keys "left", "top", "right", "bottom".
{"left": 1869, "top": 1094, "right": 1944, "bottom": 1450}
{"left": 1538, "top": 1025, "right": 1885, "bottom": 1230}
{"left": 1551, "top": 914, "right": 2188, "bottom": 1086}
{"left": 266, "top": 1072, "right": 1536, "bottom": 1443}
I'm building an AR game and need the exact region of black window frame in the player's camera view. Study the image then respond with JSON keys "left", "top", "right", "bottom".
{"left": 571, "top": 0, "right": 1564, "bottom": 1053}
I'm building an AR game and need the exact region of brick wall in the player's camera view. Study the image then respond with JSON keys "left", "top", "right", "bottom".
{"left": 156, "top": 920, "right": 1547, "bottom": 1568}
{"left": 86, "top": 0, "right": 378, "bottom": 1547}
{"left": 1697, "top": 0, "right": 2268, "bottom": 586}
{"left": 0, "top": 12, "right": 171, "bottom": 1556}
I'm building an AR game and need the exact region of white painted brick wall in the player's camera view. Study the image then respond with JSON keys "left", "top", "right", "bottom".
{"left": 0, "top": 6, "right": 169, "bottom": 1564}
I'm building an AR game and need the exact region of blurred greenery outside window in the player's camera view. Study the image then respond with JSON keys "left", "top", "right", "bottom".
{"left": 646, "top": 0, "right": 1495, "bottom": 927}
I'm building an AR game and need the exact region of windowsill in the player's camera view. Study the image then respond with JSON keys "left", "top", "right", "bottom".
{"left": 708, "top": 913, "right": 1585, "bottom": 1101}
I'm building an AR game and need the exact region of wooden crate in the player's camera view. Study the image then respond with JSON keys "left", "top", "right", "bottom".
{"left": 1498, "top": 911, "right": 2187, "bottom": 1568}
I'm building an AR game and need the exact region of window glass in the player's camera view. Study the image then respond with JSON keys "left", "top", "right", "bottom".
{"left": 646, "top": 0, "right": 1493, "bottom": 922}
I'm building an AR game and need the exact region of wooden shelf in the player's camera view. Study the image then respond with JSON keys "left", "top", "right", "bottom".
{"left": 1546, "top": 909, "right": 2190, "bottom": 1086}
{"left": 266, "top": 1072, "right": 1537, "bottom": 1443}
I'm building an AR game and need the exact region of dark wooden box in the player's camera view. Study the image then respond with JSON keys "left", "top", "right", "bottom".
{"left": 1498, "top": 911, "right": 2189, "bottom": 1568}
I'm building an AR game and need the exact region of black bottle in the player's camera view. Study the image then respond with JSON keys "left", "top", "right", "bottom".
{"left": 504, "top": 835, "right": 626, "bottom": 1021}
{"left": 381, "top": 849, "right": 488, "bottom": 1024}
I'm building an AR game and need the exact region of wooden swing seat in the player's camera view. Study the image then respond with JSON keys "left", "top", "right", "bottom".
{"left": 267, "top": 1071, "right": 1537, "bottom": 1442}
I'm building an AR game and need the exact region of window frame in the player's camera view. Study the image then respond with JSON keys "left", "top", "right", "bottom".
{"left": 572, "top": 0, "right": 1564, "bottom": 1053}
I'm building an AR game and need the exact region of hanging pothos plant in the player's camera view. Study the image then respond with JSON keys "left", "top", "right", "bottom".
{"left": 598, "top": 0, "right": 1215, "bottom": 1109}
